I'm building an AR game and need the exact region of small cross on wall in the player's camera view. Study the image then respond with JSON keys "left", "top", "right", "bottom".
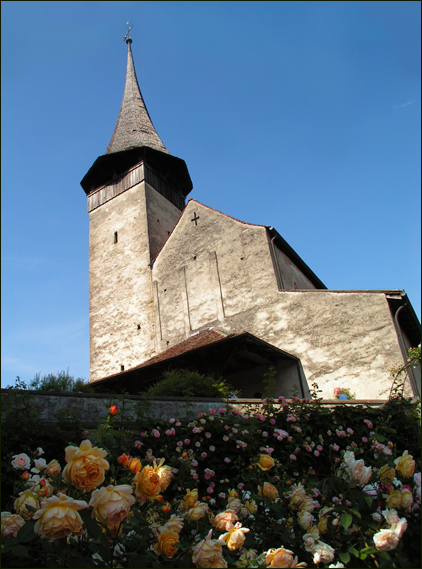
{"left": 191, "top": 212, "right": 200, "bottom": 226}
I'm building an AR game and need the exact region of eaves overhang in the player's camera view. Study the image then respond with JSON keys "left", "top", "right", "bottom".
{"left": 266, "top": 226, "right": 326, "bottom": 289}
{"left": 81, "top": 146, "right": 193, "bottom": 197}
{"left": 90, "top": 331, "right": 298, "bottom": 394}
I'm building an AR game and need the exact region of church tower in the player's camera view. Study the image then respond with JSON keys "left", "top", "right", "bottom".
{"left": 81, "top": 33, "right": 192, "bottom": 381}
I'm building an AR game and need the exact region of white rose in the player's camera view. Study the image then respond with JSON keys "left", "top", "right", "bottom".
{"left": 312, "top": 541, "right": 335, "bottom": 564}
{"left": 373, "top": 529, "right": 399, "bottom": 551}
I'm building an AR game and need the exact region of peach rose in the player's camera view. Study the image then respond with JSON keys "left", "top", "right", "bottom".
{"left": 266, "top": 546, "right": 303, "bottom": 568}
{"left": 11, "top": 453, "right": 31, "bottom": 470}
{"left": 394, "top": 450, "right": 415, "bottom": 478}
{"left": 89, "top": 484, "right": 135, "bottom": 526}
{"left": 1, "top": 512, "right": 25, "bottom": 540}
{"left": 14, "top": 490, "right": 40, "bottom": 520}
{"left": 62, "top": 440, "right": 109, "bottom": 493}
{"left": 154, "top": 529, "right": 179, "bottom": 558}
{"left": 154, "top": 458, "right": 173, "bottom": 492}
{"left": 220, "top": 522, "right": 250, "bottom": 551}
{"left": 373, "top": 528, "right": 400, "bottom": 551}
{"left": 192, "top": 529, "right": 227, "bottom": 568}
{"left": 133, "top": 466, "right": 161, "bottom": 501}
{"left": 213, "top": 509, "right": 238, "bottom": 530}
{"left": 259, "top": 482, "right": 279, "bottom": 500}
{"left": 45, "top": 459, "right": 61, "bottom": 478}
{"left": 379, "top": 464, "right": 395, "bottom": 486}
{"left": 317, "top": 515, "right": 328, "bottom": 534}
{"left": 33, "top": 493, "right": 88, "bottom": 539}
{"left": 164, "top": 514, "right": 184, "bottom": 534}
{"left": 187, "top": 501, "right": 209, "bottom": 520}
{"left": 258, "top": 454, "right": 275, "bottom": 471}
{"left": 385, "top": 489, "right": 402, "bottom": 510}
{"left": 184, "top": 488, "right": 199, "bottom": 509}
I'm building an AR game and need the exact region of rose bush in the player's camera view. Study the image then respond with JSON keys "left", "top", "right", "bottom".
{"left": 1, "top": 380, "right": 420, "bottom": 568}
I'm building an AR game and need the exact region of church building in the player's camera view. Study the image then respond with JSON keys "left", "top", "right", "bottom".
{"left": 81, "top": 35, "right": 420, "bottom": 399}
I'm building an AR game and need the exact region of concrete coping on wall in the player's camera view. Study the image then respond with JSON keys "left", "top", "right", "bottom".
{"left": 1, "top": 389, "right": 389, "bottom": 428}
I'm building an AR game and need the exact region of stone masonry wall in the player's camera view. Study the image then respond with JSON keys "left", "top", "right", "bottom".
{"left": 152, "top": 200, "right": 403, "bottom": 399}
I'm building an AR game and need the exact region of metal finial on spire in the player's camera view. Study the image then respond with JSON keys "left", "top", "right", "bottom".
{"left": 124, "top": 22, "right": 132, "bottom": 44}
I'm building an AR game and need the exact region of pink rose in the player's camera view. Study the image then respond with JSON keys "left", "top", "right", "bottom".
{"left": 11, "top": 453, "right": 31, "bottom": 470}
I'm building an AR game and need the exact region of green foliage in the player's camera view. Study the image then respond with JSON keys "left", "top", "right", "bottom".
{"left": 144, "top": 369, "right": 239, "bottom": 398}
{"left": 28, "top": 369, "right": 94, "bottom": 393}
{"left": 340, "top": 387, "right": 356, "bottom": 400}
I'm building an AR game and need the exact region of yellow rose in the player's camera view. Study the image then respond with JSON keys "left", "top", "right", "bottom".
{"left": 62, "top": 440, "right": 109, "bottom": 493}
{"left": 133, "top": 466, "right": 161, "bottom": 501}
{"left": 14, "top": 490, "right": 40, "bottom": 520}
{"left": 258, "top": 482, "right": 279, "bottom": 500}
{"left": 187, "top": 501, "right": 209, "bottom": 520}
{"left": 385, "top": 489, "right": 402, "bottom": 510}
{"left": 154, "top": 529, "right": 179, "bottom": 558}
{"left": 298, "top": 510, "right": 314, "bottom": 531}
{"left": 317, "top": 516, "right": 328, "bottom": 534}
{"left": 184, "top": 488, "right": 199, "bottom": 509}
{"left": 394, "top": 450, "right": 415, "bottom": 478}
{"left": 220, "top": 522, "right": 250, "bottom": 551}
{"left": 379, "top": 465, "right": 396, "bottom": 486}
{"left": 287, "top": 483, "right": 306, "bottom": 506}
{"left": 45, "top": 459, "right": 61, "bottom": 478}
{"left": 154, "top": 459, "right": 173, "bottom": 492}
{"left": 192, "top": 529, "right": 227, "bottom": 568}
{"left": 266, "top": 547, "right": 299, "bottom": 568}
{"left": 89, "top": 484, "right": 135, "bottom": 526}
{"left": 33, "top": 493, "right": 88, "bottom": 539}
{"left": 1, "top": 512, "right": 25, "bottom": 540}
{"left": 258, "top": 455, "right": 275, "bottom": 471}
{"left": 245, "top": 499, "right": 258, "bottom": 515}
{"left": 400, "top": 487, "right": 413, "bottom": 511}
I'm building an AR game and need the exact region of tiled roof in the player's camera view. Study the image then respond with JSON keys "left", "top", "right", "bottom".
{"left": 132, "top": 329, "right": 231, "bottom": 370}
{"left": 106, "top": 42, "right": 168, "bottom": 155}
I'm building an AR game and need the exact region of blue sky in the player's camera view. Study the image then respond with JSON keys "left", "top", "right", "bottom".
{"left": 1, "top": 1, "right": 420, "bottom": 388}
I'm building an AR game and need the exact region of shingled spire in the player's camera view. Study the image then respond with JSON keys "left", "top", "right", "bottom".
{"left": 106, "top": 36, "right": 168, "bottom": 155}
{"left": 81, "top": 26, "right": 192, "bottom": 198}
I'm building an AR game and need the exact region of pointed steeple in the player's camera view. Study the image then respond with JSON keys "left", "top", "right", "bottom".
{"left": 81, "top": 27, "right": 192, "bottom": 199}
{"left": 106, "top": 37, "right": 168, "bottom": 155}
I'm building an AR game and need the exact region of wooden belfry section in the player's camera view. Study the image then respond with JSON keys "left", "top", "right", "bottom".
{"left": 81, "top": 27, "right": 420, "bottom": 399}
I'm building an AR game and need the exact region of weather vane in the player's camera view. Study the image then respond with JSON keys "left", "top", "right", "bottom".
{"left": 124, "top": 22, "right": 132, "bottom": 44}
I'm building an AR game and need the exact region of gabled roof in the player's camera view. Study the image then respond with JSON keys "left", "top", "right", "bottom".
{"left": 106, "top": 40, "right": 168, "bottom": 155}
{"left": 90, "top": 329, "right": 297, "bottom": 394}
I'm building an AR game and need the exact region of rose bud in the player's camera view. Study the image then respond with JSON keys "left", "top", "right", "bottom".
{"left": 117, "top": 453, "right": 131, "bottom": 467}
{"left": 128, "top": 458, "right": 142, "bottom": 473}
{"left": 109, "top": 405, "right": 119, "bottom": 416}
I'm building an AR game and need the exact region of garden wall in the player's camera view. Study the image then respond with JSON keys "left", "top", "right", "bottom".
{"left": 1, "top": 389, "right": 386, "bottom": 428}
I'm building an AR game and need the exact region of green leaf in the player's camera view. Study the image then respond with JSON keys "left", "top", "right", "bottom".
{"left": 17, "top": 519, "right": 36, "bottom": 543}
{"left": 9, "top": 544, "right": 29, "bottom": 557}
{"left": 340, "top": 512, "right": 353, "bottom": 530}
{"left": 338, "top": 552, "right": 350, "bottom": 563}
{"left": 349, "top": 546, "right": 360, "bottom": 557}
{"left": 80, "top": 508, "right": 103, "bottom": 541}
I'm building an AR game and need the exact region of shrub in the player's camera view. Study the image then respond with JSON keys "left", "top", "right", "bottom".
{"left": 145, "top": 369, "right": 239, "bottom": 398}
